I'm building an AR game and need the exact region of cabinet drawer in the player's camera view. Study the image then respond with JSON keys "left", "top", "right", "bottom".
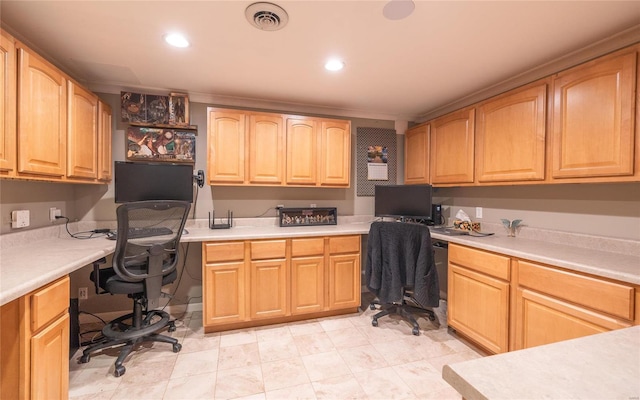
{"left": 291, "top": 238, "right": 325, "bottom": 257}
{"left": 251, "top": 240, "right": 286, "bottom": 260}
{"left": 517, "top": 260, "right": 634, "bottom": 320}
{"left": 449, "top": 244, "right": 510, "bottom": 281}
{"left": 329, "top": 235, "right": 360, "bottom": 254}
{"left": 204, "top": 241, "right": 245, "bottom": 263}
{"left": 30, "top": 276, "right": 69, "bottom": 332}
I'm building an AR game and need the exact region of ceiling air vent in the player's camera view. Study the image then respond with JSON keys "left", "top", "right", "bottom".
{"left": 245, "top": 2, "right": 289, "bottom": 31}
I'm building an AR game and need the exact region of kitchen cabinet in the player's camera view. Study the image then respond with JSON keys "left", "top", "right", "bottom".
{"left": 448, "top": 244, "right": 510, "bottom": 354}
{"left": 203, "top": 241, "right": 247, "bottom": 326}
{"left": 404, "top": 123, "right": 430, "bottom": 184}
{"left": 202, "top": 235, "right": 361, "bottom": 332}
{"left": 17, "top": 42, "right": 67, "bottom": 178}
{"left": 286, "top": 117, "right": 318, "bottom": 185}
{"left": 0, "top": 29, "right": 16, "bottom": 176}
{"left": 550, "top": 48, "right": 637, "bottom": 180}
{"left": 290, "top": 238, "right": 325, "bottom": 315}
{"left": 513, "top": 259, "right": 633, "bottom": 350}
{"left": 97, "top": 100, "right": 113, "bottom": 182}
{"left": 67, "top": 80, "right": 98, "bottom": 180}
{"left": 475, "top": 81, "right": 547, "bottom": 183}
{"left": 319, "top": 119, "right": 351, "bottom": 186}
{"left": 249, "top": 240, "right": 288, "bottom": 319}
{"left": 430, "top": 107, "right": 475, "bottom": 184}
{"left": 327, "top": 235, "right": 361, "bottom": 310}
{"left": 207, "top": 109, "right": 246, "bottom": 184}
{"left": 248, "top": 113, "right": 285, "bottom": 184}
{"left": 0, "top": 276, "right": 70, "bottom": 400}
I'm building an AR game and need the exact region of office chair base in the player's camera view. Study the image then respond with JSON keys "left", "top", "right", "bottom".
{"left": 370, "top": 302, "right": 436, "bottom": 336}
{"left": 79, "top": 309, "right": 181, "bottom": 377}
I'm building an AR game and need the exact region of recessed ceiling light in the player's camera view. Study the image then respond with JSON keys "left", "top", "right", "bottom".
{"left": 325, "top": 59, "right": 345, "bottom": 71}
{"left": 164, "top": 33, "right": 190, "bottom": 48}
{"left": 383, "top": 0, "right": 415, "bottom": 20}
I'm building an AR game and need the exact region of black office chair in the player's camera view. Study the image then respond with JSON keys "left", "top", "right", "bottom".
{"left": 79, "top": 200, "right": 191, "bottom": 377}
{"left": 365, "top": 221, "right": 439, "bottom": 336}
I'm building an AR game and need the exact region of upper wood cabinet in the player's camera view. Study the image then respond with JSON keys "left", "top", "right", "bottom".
{"left": 0, "top": 30, "right": 16, "bottom": 176}
{"left": 17, "top": 43, "right": 67, "bottom": 178}
{"left": 551, "top": 49, "right": 637, "bottom": 180}
{"left": 248, "top": 113, "right": 285, "bottom": 184}
{"left": 404, "top": 123, "right": 430, "bottom": 184}
{"left": 430, "top": 107, "right": 475, "bottom": 184}
{"left": 476, "top": 81, "right": 547, "bottom": 183}
{"left": 207, "top": 109, "right": 246, "bottom": 184}
{"left": 319, "top": 120, "right": 351, "bottom": 186}
{"left": 286, "top": 117, "right": 318, "bottom": 185}
{"left": 67, "top": 81, "right": 98, "bottom": 180}
{"left": 97, "top": 100, "right": 113, "bottom": 182}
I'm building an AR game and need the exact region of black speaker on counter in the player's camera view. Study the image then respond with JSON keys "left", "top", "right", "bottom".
{"left": 431, "top": 204, "right": 443, "bottom": 226}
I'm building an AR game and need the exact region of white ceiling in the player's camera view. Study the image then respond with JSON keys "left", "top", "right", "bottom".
{"left": 2, "top": 1, "right": 639, "bottom": 121}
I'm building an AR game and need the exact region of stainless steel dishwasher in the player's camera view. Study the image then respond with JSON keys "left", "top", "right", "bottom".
{"left": 432, "top": 240, "right": 448, "bottom": 300}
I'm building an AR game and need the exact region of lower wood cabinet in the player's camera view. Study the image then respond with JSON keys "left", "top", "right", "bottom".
{"left": 202, "top": 235, "right": 361, "bottom": 332}
{"left": 0, "top": 275, "right": 70, "bottom": 400}
{"left": 447, "top": 243, "right": 637, "bottom": 354}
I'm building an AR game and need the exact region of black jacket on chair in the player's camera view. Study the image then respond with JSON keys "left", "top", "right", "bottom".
{"left": 365, "top": 221, "right": 439, "bottom": 309}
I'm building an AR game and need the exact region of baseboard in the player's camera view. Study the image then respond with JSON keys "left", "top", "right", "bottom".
{"left": 78, "top": 301, "right": 203, "bottom": 325}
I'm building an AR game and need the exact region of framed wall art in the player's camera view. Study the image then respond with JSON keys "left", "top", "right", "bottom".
{"left": 169, "top": 92, "right": 190, "bottom": 126}
{"left": 126, "top": 126, "right": 195, "bottom": 163}
{"left": 121, "top": 91, "right": 170, "bottom": 125}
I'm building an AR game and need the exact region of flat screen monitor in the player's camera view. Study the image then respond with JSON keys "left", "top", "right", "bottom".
{"left": 374, "top": 184, "right": 433, "bottom": 220}
{"left": 114, "top": 162, "right": 194, "bottom": 203}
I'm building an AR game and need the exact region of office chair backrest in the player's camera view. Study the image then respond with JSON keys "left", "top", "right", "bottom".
{"left": 113, "top": 200, "right": 191, "bottom": 308}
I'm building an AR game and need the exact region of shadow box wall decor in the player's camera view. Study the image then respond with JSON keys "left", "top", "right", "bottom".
{"left": 126, "top": 126, "right": 195, "bottom": 163}
{"left": 121, "top": 92, "right": 170, "bottom": 125}
{"left": 169, "top": 92, "right": 190, "bottom": 126}
{"left": 279, "top": 208, "right": 337, "bottom": 227}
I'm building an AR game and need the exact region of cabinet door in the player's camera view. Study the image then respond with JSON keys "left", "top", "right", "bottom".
{"left": 404, "top": 124, "right": 429, "bottom": 184}
{"left": 250, "top": 259, "right": 288, "bottom": 319}
{"left": 97, "top": 100, "right": 112, "bottom": 181}
{"left": 551, "top": 50, "right": 636, "bottom": 179}
{"left": 448, "top": 264, "right": 509, "bottom": 354}
{"left": 286, "top": 118, "right": 317, "bottom": 185}
{"left": 248, "top": 113, "right": 284, "bottom": 184}
{"left": 319, "top": 120, "right": 350, "bottom": 186}
{"left": 430, "top": 108, "right": 475, "bottom": 184}
{"left": 17, "top": 45, "right": 67, "bottom": 177}
{"left": 203, "top": 262, "right": 246, "bottom": 326}
{"left": 514, "top": 288, "right": 631, "bottom": 350}
{"left": 327, "top": 254, "right": 360, "bottom": 310}
{"left": 207, "top": 109, "right": 246, "bottom": 184}
{"left": 67, "top": 81, "right": 98, "bottom": 179}
{"left": 31, "top": 313, "right": 69, "bottom": 400}
{"left": 476, "top": 82, "right": 546, "bottom": 182}
{"left": 291, "top": 256, "right": 325, "bottom": 315}
{"left": 0, "top": 30, "right": 16, "bottom": 175}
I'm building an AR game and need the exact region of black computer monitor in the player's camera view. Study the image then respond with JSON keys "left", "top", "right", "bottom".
{"left": 114, "top": 162, "right": 194, "bottom": 203}
{"left": 374, "top": 184, "right": 433, "bottom": 220}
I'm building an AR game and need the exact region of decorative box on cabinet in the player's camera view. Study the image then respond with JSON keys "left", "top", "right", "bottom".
{"left": 404, "top": 123, "right": 430, "bottom": 184}
{"left": 447, "top": 244, "right": 510, "bottom": 354}
{"left": 551, "top": 48, "right": 637, "bottom": 180}
{"left": 0, "top": 29, "right": 16, "bottom": 176}
{"left": 430, "top": 107, "right": 475, "bottom": 184}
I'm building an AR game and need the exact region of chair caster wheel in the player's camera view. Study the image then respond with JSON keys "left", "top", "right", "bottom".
{"left": 428, "top": 315, "right": 436, "bottom": 321}
{"left": 114, "top": 366, "right": 126, "bottom": 377}
{"left": 79, "top": 354, "right": 90, "bottom": 364}
{"left": 173, "top": 343, "right": 182, "bottom": 353}
{"left": 371, "top": 319, "right": 378, "bottom": 327}
{"left": 168, "top": 324, "right": 176, "bottom": 332}
{"left": 412, "top": 327, "right": 420, "bottom": 336}
{"left": 369, "top": 304, "right": 376, "bottom": 310}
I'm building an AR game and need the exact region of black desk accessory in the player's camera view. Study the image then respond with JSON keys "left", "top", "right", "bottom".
{"left": 209, "top": 210, "right": 233, "bottom": 229}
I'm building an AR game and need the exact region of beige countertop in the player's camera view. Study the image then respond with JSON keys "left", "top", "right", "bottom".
{"left": 443, "top": 325, "right": 640, "bottom": 399}
{"left": 1, "top": 217, "right": 638, "bottom": 306}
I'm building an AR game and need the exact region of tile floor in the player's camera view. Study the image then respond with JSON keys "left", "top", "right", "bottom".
{"left": 69, "top": 300, "right": 483, "bottom": 399}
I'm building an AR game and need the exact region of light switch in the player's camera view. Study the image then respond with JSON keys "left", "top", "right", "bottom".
{"left": 475, "top": 207, "right": 483, "bottom": 219}
{"left": 11, "top": 210, "right": 30, "bottom": 228}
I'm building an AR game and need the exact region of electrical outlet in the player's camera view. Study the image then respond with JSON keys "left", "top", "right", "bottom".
{"left": 276, "top": 204, "right": 284, "bottom": 209}
{"left": 49, "top": 207, "right": 59, "bottom": 221}
{"left": 78, "top": 287, "right": 88, "bottom": 300}
{"left": 476, "top": 207, "right": 483, "bottom": 219}
{"left": 310, "top": 204, "right": 317, "bottom": 208}
{"left": 11, "top": 210, "right": 30, "bottom": 228}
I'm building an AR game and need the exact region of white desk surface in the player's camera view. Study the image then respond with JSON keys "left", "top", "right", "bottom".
{"left": 443, "top": 325, "right": 640, "bottom": 399}
{"left": 1, "top": 218, "right": 639, "bottom": 306}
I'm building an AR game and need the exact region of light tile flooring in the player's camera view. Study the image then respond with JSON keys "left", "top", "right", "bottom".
{"left": 69, "top": 301, "right": 483, "bottom": 399}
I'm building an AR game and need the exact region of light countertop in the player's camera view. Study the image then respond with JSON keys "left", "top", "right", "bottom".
{"left": 1, "top": 218, "right": 638, "bottom": 306}
{"left": 443, "top": 325, "right": 640, "bottom": 399}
